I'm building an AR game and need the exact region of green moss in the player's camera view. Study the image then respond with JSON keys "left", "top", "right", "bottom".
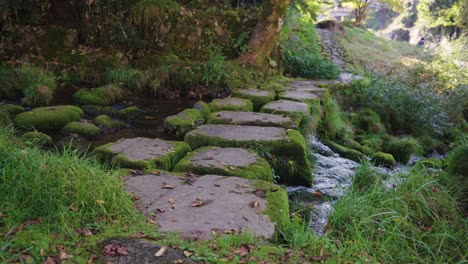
{"left": 446, "top": 142, "right": 468, "bottom": 177}
{"left": 193, "top": 101, "right": 211, "bottom": 120}
{"left": 184, "top": 128, "right": 313, "bottom": 186}
{"left": 231, "top": 89, "right": 276, "bottom": 111}
{"left": 209, "top": 98, "right": 253, "bottom": 112}
{"left": 415, "top": 158, "right": 443, "bottom": 169}
{"left": 17, "top": 66, "right": 57, "bottom": 107}
{"left": 371, "top": 152, "right": 395, "bottom": 168}
{"left": 318, "top": 94, "right": 351, "bottom": 141}
{"left": 352, "top": 108, "right": 386, "bottom": 134}
{"left": 118, "top": 106, "right": 141, "bottom": 118}
{"left": 386, "top": 136, "right": 422, "bottom": 164}
{"left": 94, "top": 115, "right": 124, "bottom": 130}
{"left": 324, "top": 140, "right": 366, "bottom": 162}
{"left": 95, "top": 140, "right": 191, "bottom": 170}
{"left": 14, "top": 105, "right": 83, "bottom": 131}
{"left": 252, "top": 180, "right": 290, "bottom": 229}
{"left": 20, "top": 132, "right": 53, "bottom": 147}
{"left": 0, "top": 104, "right": 25, "bottom": 116}
{"left": 61, "top": 122, "right": 101, "bottom": 138}
{"left": 81, "top": 105, "right": 117, "bottom": 117}
{"left": 173, "top": 146, "right": 273, "bottom": 181}
{"left": 278, "top": 92, "right": 320, "bottom": 108}
{"left": 73, "top": 84, "right": 125, "bottom": 106}
{"left": 164, "top": 109, "right": 205, "bottom": 139}
{"left": 207, "top": 112, "right": 297, "bottom": 129}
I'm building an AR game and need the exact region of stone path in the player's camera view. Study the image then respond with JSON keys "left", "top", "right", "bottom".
{"left": 316, "top": 28, "right": 351, "bottom": 72}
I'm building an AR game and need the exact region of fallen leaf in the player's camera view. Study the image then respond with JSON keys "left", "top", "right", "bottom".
{"left": 58, "top": 246, "right": 73, "bottom": 260}
{"left": 130, "top": 169, "right": 144, "bottom": 176}
{"left": 70, "top": 204, "right": 79, "bottom": 212}
{"left": 234, "top": 244, "right": 254, "bottom": 257}
{"left": 102, "top": 243, "right": 128, "bottom": 257}
{"left": 44, "top": 256, "right": 56, "bottom": 264}
{"left": 133, "top": 231, "right": 147, "bottom": 238}
{"left": 161, "top": 182, "right": 175, "bottom": 189}
{"left": 131, "top": 193, "right": 141, "bottom": 201}
{"left": 236, "top": 183, "right": 250, "bottom": 189}
{"left": 25, "top": 217, "right": 43, "bottom": 226}
{"left": 255, "top": 207, "right": 262, "bottom": 214}
{"left": 147, "top": 217, "right": 158, "bottom": 224}
{"left": 183, "top": 251, "right": 193, "bottom": 257}
{"left": 191, "top": 198, "right": 213, "bottom": 207}
{"left": 174, "top": 260, "right": 183, "bottom": 264}
{"left": 168, "top": 198, "right": 176, "bottom": 204}
{"left": 228, "top": 166, "right": 236, "bottom": 170}
{"left": 155, "top": 246, "right": 167, "bottom": 257}
{"left": 21, "top": 254, "right": 33, "bottom": 262}
{"left": 253, "top": 190, "right": 266, "bottom": 198}
{"left": 150, "top": 170, "right": 160, "bottom": 175}
{"left": 82, "top": 228, "right": 93, "bottom": 236}
{"left": 86, "top": 254, "right": 96, "bottom": 264}
{"left": 213, "top": 182, "right": 221, "bottom": 187}
{"left": 313, "top": 191, "right": 323, "bottom": 197}
{"left": 40, "top": 247, "right": 46, "bottom": 257}
{"left": 96, "top": 200, "right": 105, "bottom": 205}
{"left": 249, "top": 201, "right": 259, "bottom": 208}
{"left": 155, "top": 208, "right": 167, "bottom": 214}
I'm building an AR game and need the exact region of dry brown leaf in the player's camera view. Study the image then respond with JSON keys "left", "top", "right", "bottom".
{"left": 249, "top": 201, "right": 259, "bottom": 208}
{"left": 44, "top": 256, "right": 56, "bottom": 264}
{"left": 70, "top": 204, "right": 78, "bottom": 212}
{"left": 147, "top": 217, "right": 158, "bottom": 225}
{"left": 133, "top": 231, "right": 147, "bottom": 238}
{"left": 168, "top": 198, "right": 176, "bottom": 204}
{"left": 155, "top": 246, "right": 167, "bottom": 257}
{"left": 162, "top": 182, "right": 175, "bottom": 189}
{"left": 174, "top": 259, "right": 184, "bottom": 264}
{"left": 58, "top": 246, "right": 73, "bottom": 260}
{"left": 213, "top": 182, "right": 221, "bottom": 187}
{"left": 191, "top": 199, "right": 213, "bottom": 207}
{"left": 40, "top": 247, "right": 46, "bottom": 257}
{"left": 183, "top": 251, "right": 193, "bottom": 257}
{"left": 313, "top": 191, "right": 323, "bottom": 197}
{"left": 102, "top": 243, "right": 128, "bottom": 257}
{"left": 86, "top": 254, "right": 96, "bottom": 264}
{"left": 82, "top": 228, "right": 93, "bottom": 236}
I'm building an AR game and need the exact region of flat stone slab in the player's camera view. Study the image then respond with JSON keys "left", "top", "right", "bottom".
{"left": 286, "top": 82, "right": 327, "bottom": 97}
{"left": 125, "top": 173, "right": 289, "bottom": 240}
{"left": 209, "top": 98, "right": 253, "bottom": 112}
{"left": 95, "top": 137, "right": 190, "bottom": 170}
{"left": 173, "top": 147, "right": 273, "bottom": 181}
{"left": 208, "top": 111, "right": 297, "bottom": 129}
{"left": 185, "top": 125, "right": 313, "bottom": 186}
{"left": 278, "top": 91, "right": 320, "bottom": 104}
{"left": 231, "top": 88, "right": 276, "bottom": 110}
{"left": 260, "top": 100, "right": 310, "bottom": 123}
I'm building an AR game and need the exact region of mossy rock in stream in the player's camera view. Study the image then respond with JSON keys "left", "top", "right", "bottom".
{"left": 61, "top": 122, "right": 101, "bottom": 138}
{"left": 0, "top": 104, "right": 25, "bottom": 126}
{"left": 81, "top": 105, "right": 117, "bottom": 117}
{"left": 94, "top": 115, "right": 124, "bottom": 130}
{"left": 95, "top": 137, "right": 191, "bottom": 170}
{"left": 164, "top": 109, "right": 205, "bottom": 139}
{"left": 208, "top": 98, "right": 253, "bottom": 112}
{"left": 371, "top": 152, "right": 395, "bottom": 168}
{"left": 73, "top": 84, "right": 125, "bottom": 106}
{"left": 184, "top": 125, "right": 313, "bottom": 186}
{"left": 20, "top": 131, "right": 53, "bottom": 147}
{"left": 385, "top": 136, "right": 422, "bottom": 165}
{"left": 14, "top": 105, "right": 83, "bottom": 131}
{"left": 173, "top": 146, "right": 273, "bottom": 181}
{"left": 323, "top": 140, "right": 366, "bottom": 162}
{"left": 118, "top": 106, "right": 141, "bottom": 118}
{"left": 231, "top": 88, "right": 276, "bottom": 110}
{"left": 193, "top": 101, "right": 211, "bottom": 120}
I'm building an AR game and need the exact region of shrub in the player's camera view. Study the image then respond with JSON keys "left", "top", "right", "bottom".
{"left": 352, "top": 108, "right": 386, "bottom": 134}
{"left": 318, "top": 94, "right": 352, "bottom": 141}
{"left": 73, "top": 84, "right": 125, "bottom": 106}
{"left": 446, "top": 141, "right": 468, "bottom": 177}
{"left": 105, "top": 68, "right": 144, "bottom": 92}
{"left": 385, "top": 136, "right": 423, "bottom": 164}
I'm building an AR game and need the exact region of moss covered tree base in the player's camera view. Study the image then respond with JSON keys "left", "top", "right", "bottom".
{"left": 173, "top": 147, "right": 273, "bottom": 181}
{"left": 184, "top": 124, "right": 312, "bottom": 186}
{"left": 95, "top": 137, "right": 190, "bottom": 170}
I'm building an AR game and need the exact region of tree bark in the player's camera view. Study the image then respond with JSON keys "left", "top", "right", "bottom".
{"left": 237, "top": 0, "right": 290, "bottom": 68}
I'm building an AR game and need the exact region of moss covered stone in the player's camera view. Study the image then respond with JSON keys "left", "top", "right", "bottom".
{"left": 173, "top": 147, "right": 273, "bottom": 181}
{"left": 446, "top": 143, "right": 468, "bottom": 177}
{"left": 371, "top": 152, "right": 395, "bottom": 168}
{"left": 0, "top": 104, "right": 25, "bottom": 116}
{"left": 278, "top": 91, "right": 320, "bottom": 107}
{"left": 193, "top": 101, "right": 211, "bottom": 120}
{"left": 81, "top": 105, "right": 117, "bottom": 117}
{"left": 260, "top": 100, "right": 310, "bottom": 126}
{"left": 94, "top": 115, "right": 124, "bottom": 130}
{"left": 95, "top": 137, "right": 191, "bottom": 170}
{"left": 164, "top": 109, "right": 205, "bottom": 139}
{"left": 324, "top": 140, "right": 366, "bottom": 162}
{"left": 61, "top": 122, "right": 101, "bottom": 138}
{"left": 231, "top": 88, "right": 276, "bottom": 110}
{"left": 386, "top": 136, "right": 422, "bottom": 165}
{"left": 14, "top": 105, "right": 83, "bottom": 131}
{"left": 119, "top": 106, "right": 141, "bottom": 118}
{"left": 252, "top": 180, "right": 290, "bottom": 229}
{"left": 20, "top": 131, "right": 53, "bottom": 147}
{"left": 184, "top": 125, "right": 312, "bottom": 186}
{"left": 352, "top": 108, "right": 386, "bottom": 134}
{"left": 208, "top": 98, "right": 253, "bottom": 112}
{"left": 208, "top": 111, "right": 297, "bottom": 129}
{"left": 73, "top": 84, "right": 125, "bottom": 106}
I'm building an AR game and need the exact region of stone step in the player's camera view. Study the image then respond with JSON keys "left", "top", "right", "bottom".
{"left": 184, "top": 124, "right": 313, "bottom": 186}
{"left": 125, "top": 172, "right": 289, "bottom": 240}
{"left": 260, "top": 99, "right": 310, "bottom": 124}
{"left": 95, "top": 137, "right": 190, "bottom": 170}
{"left": 173, "top": 146, "right": 273, "bottom": 181}
{"left": 207, "top": 111, "right": 298, "bottom": 129}
{"left": 231, "top": 88, "right": 276, "bottom": 110}
{"left": 278, "top": 90, "right": 320, "bottom": 105}
{"left": 208, "top": 97, "right": 253, "bottom": 112}
{"left": 286, "top": 82, "right": 327, "bottom": 97}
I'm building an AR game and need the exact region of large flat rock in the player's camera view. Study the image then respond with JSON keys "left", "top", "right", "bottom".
{"left": 185, "top": 125, "right": 313, "bottom": 186}
{"left": 286, "top": 82, "right": 327, "bottom": 97}
{"left": 125, "top": 173, "right": 290, "bottom": 240}
{"left": 208, "top": 98, "right": 253, "bottom": 112}
{"left": 208, "top": 111, "right": 297, "bottom": 129}
{"left": 231, "top": 88, "right": 276, "bottom": 110}
{"left": 278, "top": 91, "right": 320, "bottom": 104}
{"left": 260, "top": 100, "right": 310, "bottom": 115}
{"left": 95, "top": 137, "right": 190, "bottom": 170}
{"left": 173, "top": 147, "right": 273, "bottom": 181}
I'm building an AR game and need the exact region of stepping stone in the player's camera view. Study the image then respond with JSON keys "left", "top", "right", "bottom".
{"left": 278, "top": 91, "right": 320, "bottom": 105}
{"left": 208, "top": 98, "right": 253, "bottom": 112}
{"left": 260, "top": 100, "right": 310, "bottom": 124}
{"left": 286, "top": 82, "right": 327, "bottom": 97}
{"left": 185, "top": 124, "right": 312, "bottom": 186}
{"left": 173, "top": 147, "right": 273, "bottom": 181}
{"left": 163, "top": 109, "right": 205, "bottom": 139}
{"left": 125, "top": 172, "right": 289, "bottom": 240}
{"left": 95, "top": 137, "right": 190, "bottom": 170}
{"left": 231, "top": 88, "right": 276, "bottom": 110}
{"left": 208, "top": 111, "right": 297, "bottom": 129}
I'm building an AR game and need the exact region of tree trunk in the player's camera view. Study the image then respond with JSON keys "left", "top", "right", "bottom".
{"left": 237, "top": 0, "right": 290, "bottom": 68}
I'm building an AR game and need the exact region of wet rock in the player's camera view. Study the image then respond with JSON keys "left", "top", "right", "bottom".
{"left": 208, "top": 111, "right": 297, "bottom": 129}
{"left": 208, "top": 97, "right": 253, "bottom": 112}
{"left": 231, "top": 88, "right": 276, "bottom": 110}
{"left": 20, "top": 131, "right": 53, "bottom": 147}
{"left": 278, "top": 91, "right": 320, "bottom": 105}
{"left": 61, "top": 121, "right": 101, "bottom": 138}
{"left": 100, "top": 238, "right": 196, "bottom": 264}
{"left": 95, "top": 137, "right": 191, "bottom": 170}
{"left": 184, "top": 124, "right": 312, "bottom": 186}
{"left": 125, "top": 173, "right": 289, "bottom": 240}
{"left": 193, "top": 101, "right": 211, "bottom": 119}
{"left": 14, "top": 105, "right": 83, "bottom": 131}
{"left": 119, "top": 106, "right": 142, "bottom": 119}
{"left": 173, "top": 147, "right": 273, "bottom": 181}
{"left": 81, "top": 105, "right": 118, "bottom": 117}
{"left": 260, "top": 100, "right": 310, "bottom": 124}
{"left": 163, "top": 109, "right": 205, "bottom": 139}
